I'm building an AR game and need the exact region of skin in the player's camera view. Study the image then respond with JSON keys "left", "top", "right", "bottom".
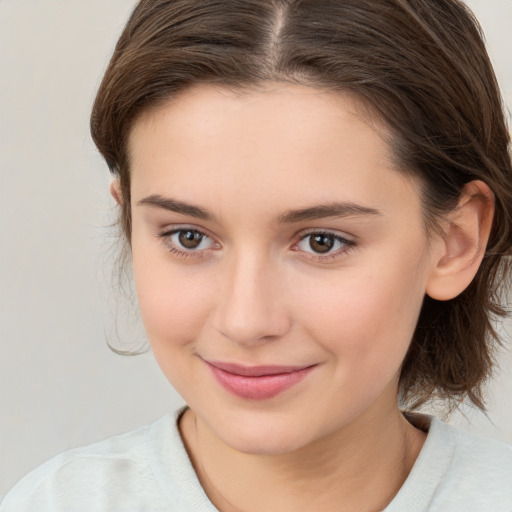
{"left": 120, "top": 82, "right": 494, "bottom": 511}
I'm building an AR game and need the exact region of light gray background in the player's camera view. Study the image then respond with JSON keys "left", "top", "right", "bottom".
{"left": 1, "top": 0, "right": 511, "bottom": 498}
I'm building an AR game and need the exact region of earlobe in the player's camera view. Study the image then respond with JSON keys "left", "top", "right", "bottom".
{"left": 426, "top": 180, "right": 494, "bottom": 301}
{"left": 109, "top": 179, "right": 123, "bottom": 205}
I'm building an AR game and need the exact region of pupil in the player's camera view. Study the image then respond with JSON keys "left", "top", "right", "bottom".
{"left": 179, "top": 230, "right": 203, "bottom": 249}
{"left": 310, "top": 234, "right": 334, "bottom": 253}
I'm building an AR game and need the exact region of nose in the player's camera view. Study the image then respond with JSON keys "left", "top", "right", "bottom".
{"left": 213, "top": 249, "right": 292, "bottom": 346}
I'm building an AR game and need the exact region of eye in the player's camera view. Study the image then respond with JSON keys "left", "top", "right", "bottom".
{"left": 158, "top": 227, "right": 218, "bottom": 256}
{"left": 174, "top": 229, "right": 210, "bottom": 250}
{"left": 294, "top": 231, "right": 355, "bottom": 258}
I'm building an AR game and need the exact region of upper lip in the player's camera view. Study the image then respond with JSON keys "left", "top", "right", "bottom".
{"left": 205, "top": 360, "right": 315, "bottom": 377}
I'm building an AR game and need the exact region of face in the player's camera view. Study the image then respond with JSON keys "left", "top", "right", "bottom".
{"left": 128, "top": 83, "right": 437, "bottom": 455}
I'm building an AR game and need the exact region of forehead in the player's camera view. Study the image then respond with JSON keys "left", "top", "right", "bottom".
{"left": 127, "top": 83, "right": 422, "bottom": 219}
{"left": 129, "top": 83, "right": 387, "bottom": 162}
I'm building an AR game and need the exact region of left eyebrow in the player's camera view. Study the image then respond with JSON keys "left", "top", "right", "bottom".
{"left": 278, "top": 203, "right": 381, "bottom": 223}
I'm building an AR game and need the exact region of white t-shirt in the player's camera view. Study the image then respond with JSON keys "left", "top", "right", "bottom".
{"left": 2, "top": 408, "right": 512, "bottom": 511}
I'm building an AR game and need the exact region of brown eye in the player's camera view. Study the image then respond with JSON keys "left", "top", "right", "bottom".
{"left": 159, "top": 227, "right": 217, "bottom": 257}
{"left": 309, "top": 233, "right": 336, "bottom": 253}
{"left": 295, "top": 231, "right": 354, "bottom": 259}
{"left": 178, "top": 230, "right": 204, "bottom": 249}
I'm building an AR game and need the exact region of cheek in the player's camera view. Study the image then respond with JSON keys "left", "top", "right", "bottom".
{"left": 293, "top": 255, "right": 426, "bottom": 378}
{"left": 132, "top": 249, "right": 213, "bottom": 349}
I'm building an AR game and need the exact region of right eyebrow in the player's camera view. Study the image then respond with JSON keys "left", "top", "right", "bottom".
{"left": 137, "top": 195, "right": 215, "bottom": 221}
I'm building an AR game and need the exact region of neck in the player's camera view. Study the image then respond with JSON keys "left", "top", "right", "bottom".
{"left": 179, "top": 403, "right": 426, "bottom": 512}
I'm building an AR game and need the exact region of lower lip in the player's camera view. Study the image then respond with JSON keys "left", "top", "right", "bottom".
{"left": 206, "top": 363, "right": 315, "bottom": 400}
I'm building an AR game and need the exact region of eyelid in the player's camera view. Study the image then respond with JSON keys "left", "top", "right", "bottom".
{"left": 295, "top": 227, "right": 356, "bottom": 246}
{"left": 157, "top": 223, "right": 218, "bottom": 241}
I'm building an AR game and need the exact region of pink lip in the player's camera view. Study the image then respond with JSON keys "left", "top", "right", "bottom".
{"left": 204, "top": 360, "right": 316, "bottom": 400}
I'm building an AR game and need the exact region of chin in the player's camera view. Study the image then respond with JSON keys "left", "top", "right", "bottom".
{"left": 225, "top": 429, "right": 308, "bottom": 456}
{"left": 208, "top": 409, "right": 320, "bottom": 456}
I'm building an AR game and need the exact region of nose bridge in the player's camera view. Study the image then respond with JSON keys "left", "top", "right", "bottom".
{"left": 214, "top": 245, "right": 290, "bottom": 345}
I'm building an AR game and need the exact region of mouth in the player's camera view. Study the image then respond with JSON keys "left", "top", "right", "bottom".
{"left": 203, "top": 360, "right": 317, "bottom": 400}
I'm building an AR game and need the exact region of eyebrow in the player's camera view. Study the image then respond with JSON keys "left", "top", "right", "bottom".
{"left": 137, "top": 194, "right": 381, "bottom": 223}
{"left": 278, "top": 203, "right": 381, "bottom": 223}
{"left": 137, "top": 195, "right": 214, "bottom": 220}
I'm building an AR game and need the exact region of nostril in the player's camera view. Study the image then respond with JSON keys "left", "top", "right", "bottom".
{"left": 214, "top": 306, "right": 292, "bottom": 346}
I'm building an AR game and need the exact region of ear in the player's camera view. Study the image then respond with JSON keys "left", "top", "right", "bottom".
{"left": 109, "top": 179, "right": 123, "bottom": 205}
{"left": 426, "top": 180, "right": 494, "bottom": 301}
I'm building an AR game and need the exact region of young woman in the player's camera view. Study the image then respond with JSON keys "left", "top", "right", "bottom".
{"left": 2, "top": 0, "right": 512, "bottom": 510}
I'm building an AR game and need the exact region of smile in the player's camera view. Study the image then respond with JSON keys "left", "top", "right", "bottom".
{"left": 204, "top": 360, "right": 316, "bottom": 400}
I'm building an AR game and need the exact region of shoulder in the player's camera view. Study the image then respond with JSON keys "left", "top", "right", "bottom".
{"left": 441, "top": 419, "right": 512, "bottom": 496}
{"left": 432, "top": 418, "right": 512, "bottom": 511}
{"left": 0, "top": 413, "right": 176, "bottom": 512}
{"left": 437, "top": 417, "right": 512, "bottom": 474}
{"left": 390, "top": 415, "right": 512, "bottom": 512}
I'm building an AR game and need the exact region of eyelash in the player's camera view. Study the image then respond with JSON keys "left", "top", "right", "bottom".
{"left": 156, "top": 227, "right": 356, "bottom": 262}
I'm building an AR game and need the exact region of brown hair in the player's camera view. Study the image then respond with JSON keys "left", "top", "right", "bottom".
{"left": 90, "top": 0, "right": 512, "bottom": 411}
